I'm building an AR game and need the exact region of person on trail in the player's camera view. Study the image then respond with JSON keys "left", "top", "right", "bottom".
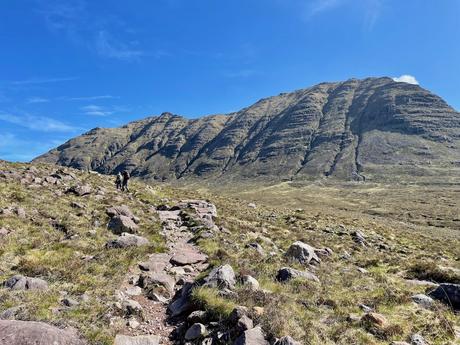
{"left": 115, "top": 172, "right": 123, "bottom": 190}
{"left": 122, "top": 171, "right": 130, "bottom": 192}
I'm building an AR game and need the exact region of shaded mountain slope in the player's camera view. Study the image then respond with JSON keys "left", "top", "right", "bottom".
{"left": 35, "top": 77, "right": 460, "bottom": 182}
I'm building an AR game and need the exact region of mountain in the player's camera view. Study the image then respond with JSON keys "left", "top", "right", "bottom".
{"left": 34, "top": 77, "right": 460, "bottom": 183}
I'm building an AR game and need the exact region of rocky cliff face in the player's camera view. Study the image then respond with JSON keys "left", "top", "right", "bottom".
{"left": 34, "top": 77, "right": 460, "bottom": 182}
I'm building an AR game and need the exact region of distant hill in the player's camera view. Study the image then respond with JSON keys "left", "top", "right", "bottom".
{"left": 34, "top": 77, "right": 460, "bottom": 183}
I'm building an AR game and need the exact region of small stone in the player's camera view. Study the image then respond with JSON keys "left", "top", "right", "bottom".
{"left": 125, "top": 286, "right": 143, "bottom": 296}
{"left": 106, "top": 233, "right": 149, "bottom": 248}
{"left": 411, "top": 294, "right": 434, "bottom": 308}
{"left": 107, "top": 216, "right": 139, "bottom": 235}
{"left": 410, "top": 333, "right": 429, "bottom": 345}
{"left": 275, "top": 336, "right": 302, "bottom": 345}
{"left": 234, "top": 326, "right": 268, "bottom": 345}
{"left": 114, "top": 335, "right": 160, "bottom": 345}
{"left": 276, "top": 267, "right": 319, "bottom": 283}
{"left": 237, "top": 315, "right": 254, "bottom": 332}
{"left": 203, "top": 264, "right": 236, "bottom": 290}
{"left": 122, "top": 299, "right": 143, "bottom": 317}
{"left": 61, "top": 298, "right": 79, "bottom": 307}
{"left": 187, "top": 310, "right": 207, "bottom": 324}
{"left": 184, "top": 323, "right": 207, "bottom": 340}
{"left": 241, "top": 275, "right": 260, "bottom": 291}
{"left": 127, "top": 319, "right": 140, "bottom": 329}
{"left": 285, "top": 241, "right": 320, "bottom": 264}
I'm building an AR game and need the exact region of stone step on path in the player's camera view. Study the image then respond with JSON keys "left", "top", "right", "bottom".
{"left": 114, "top": 200, "right": 217, "bottom": 344}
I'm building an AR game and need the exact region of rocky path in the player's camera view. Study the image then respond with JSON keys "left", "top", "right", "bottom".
{"left": 114, "top": 200, "right": 217, "bottom": 345}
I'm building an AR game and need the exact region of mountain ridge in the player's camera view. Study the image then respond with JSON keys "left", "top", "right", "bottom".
{"left": 34, "top": 77, "right": 460, "bottom": 183}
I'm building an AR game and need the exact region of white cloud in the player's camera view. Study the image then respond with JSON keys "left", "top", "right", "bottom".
{"left": 392, "top": 74, "right": 419, "bottom": 85}
{"left": 306, "top": 0, "right": 343, "bottom": 17}
{"left": 62, "top": 95, "right": 116, "bottom": 101}
{"left": 0, "top": 112, "right": 78, "bottom": 132}
{"left": 81, "top": 104, "right": 113, "bottom": 116}
{"left": 11, "top": 76, "right": 78, "bottom": 85}
{"left": 95, "top": 30, "right": 143, "bottom": 61}
{"left": 27, "top": 97, "right": 50, "bottom": 103}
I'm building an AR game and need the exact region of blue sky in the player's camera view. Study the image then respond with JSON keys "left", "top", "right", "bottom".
{"left": 1, "top": 0, "right": 459, "bottom": 162}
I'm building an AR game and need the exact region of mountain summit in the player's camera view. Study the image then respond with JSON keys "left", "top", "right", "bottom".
{"left": 34, "top": 77, "right": 460, "bottom": 182}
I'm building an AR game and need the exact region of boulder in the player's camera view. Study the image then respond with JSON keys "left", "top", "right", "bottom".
{"left": 185, "top": 323, "right": 207, "bottom": 340}
{"left": 106, "top": 233, "right": 149, "bottom": 248}
{"left": 170, "top": 246, "right": 207, "bottom": 266}
{"left": 204, "top": 264, "right": 236, "bottom": 290}
{"left": 0, "top": 227, "right": 9, "bottom": 237}
{"left": 15, "top": 207, "right": 26, "bottom": 219}
{"left": 285, "top": 241, "right": 320, "bottom": 264}
{"left": 410, "top": 334, "right": 429, "bottom": 345}
{"left": 106, "top": 205, "right": 139, "bottom": 223}
{"left": 114, "top": 334, "right": 160, "bottom": 345}
{"left": 66, "top": 185, "right": 92, "bottom": 196}
{"left": 0, "top": 306, "right": 20, "bottom": 320}
{"left": 168, "top": 283, "right": 194, "bottom": 317}
{"left": 0, "top": 320, "right": 86, "bottom": 345}
{"left": 3, "top": 275, "right": 48, "bottom": 291}
{"left": 122, "top": 299, "right": 143, "bottom": 317}
{"left": 246, "top": 243, "right": 265, "bottom": 256}
{"left": 234, "top": 326, "right": 269, "bottom": 345}
{"left": 275, "top": 336, "right": 301, "bottom": 345}
{"left": 411, "top": 294, "right": 434, "bottom": 308}
{"left": 241, "top": 275, "right": 260, "bottom": 291}
{"left": 187, "top": 310, "right": 207, "bottom": 324}
{"left": 276, "top": 267, "right": 319, "bottom": 283}
{"left": 108, "top": 216, "right": 139, "bottom": 234}
{"left": 139, "top": 253, "right": 171, "bottom": 272}
{"left": 428, "top": 283, "right": 460, "bottom": 310}
{"left": 352, "top": 231, "right": 367, "bottom": 246}
{"left": 236, "top": 315, "right": 254, "bottom": 332}
{"left": 139, "top": 272, "right": 175, "bottom": 299}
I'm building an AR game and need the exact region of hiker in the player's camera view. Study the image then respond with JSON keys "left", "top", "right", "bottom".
{"left": 115, "top": 172, "right": 123, "bottom": 190}
{"left": 122, "top": 170, "right": 130, "bottom": 192}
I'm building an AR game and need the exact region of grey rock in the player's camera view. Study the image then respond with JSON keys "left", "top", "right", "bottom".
{"left": 410, "top": 333, "right": 429, "bottom": 345}
{"left": 276, "top": 267, "right": 319, "bottom": 283}
{"left": 122, "top": 299, "right": 143, "bottom": 317}
{"left": 106, "top": 233, "right": 149, "bottom": 248}
{"left": 275, "top": 336, "right": 301, "bottom": 345}
{"left": 3, "top": 275, "right": 48, "bottom": 291}
{"left": 114, "top": 335, "right": 160, "bottom": 345}
{"left": 241, "top": 275, "right": 260, "bottom": 291}
{"left": 185, "top": 323, "right": 207, "bottom": 340}
{"left": 62, "top": 298, "right": 79, "bottom": 307}
{"left": 170, "top": 247, "right": 207, "bottom": 266}
{"left": 204, "top": 264, "right": 236, "bottom": 290}
{"left": 236, "top": 315, "right": 254, "bottom": 332}
{"left": 139, "top": 272, "right": 175, "bottom": 299}
{"left": 246, "top": 243, "right": 265, "bottom": 255}
{"left": 107, "top": 216, "right": 139, "bottom": 234}
{"left": 168, "top": 283, "right": 194, "bottom": 317}
{"left": 187, "top": 310, "right": 207, "bottom": 324}
{"left": 285, "top": 241, "right": 320, "bottom": 264}
{"left": 66, "top": 185, "right": 92, "bottom": 196}
{"left": 411, "top": 294, "right": 435, "bottom": 308}
{"left": 234, "top": 326, "right": 268, "bottom": 345}
{"left": 0, "top": 320, "right": 86, "bottom": 345}
{"left": 0, "top": 306, "right": 20, "bottom": 320}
